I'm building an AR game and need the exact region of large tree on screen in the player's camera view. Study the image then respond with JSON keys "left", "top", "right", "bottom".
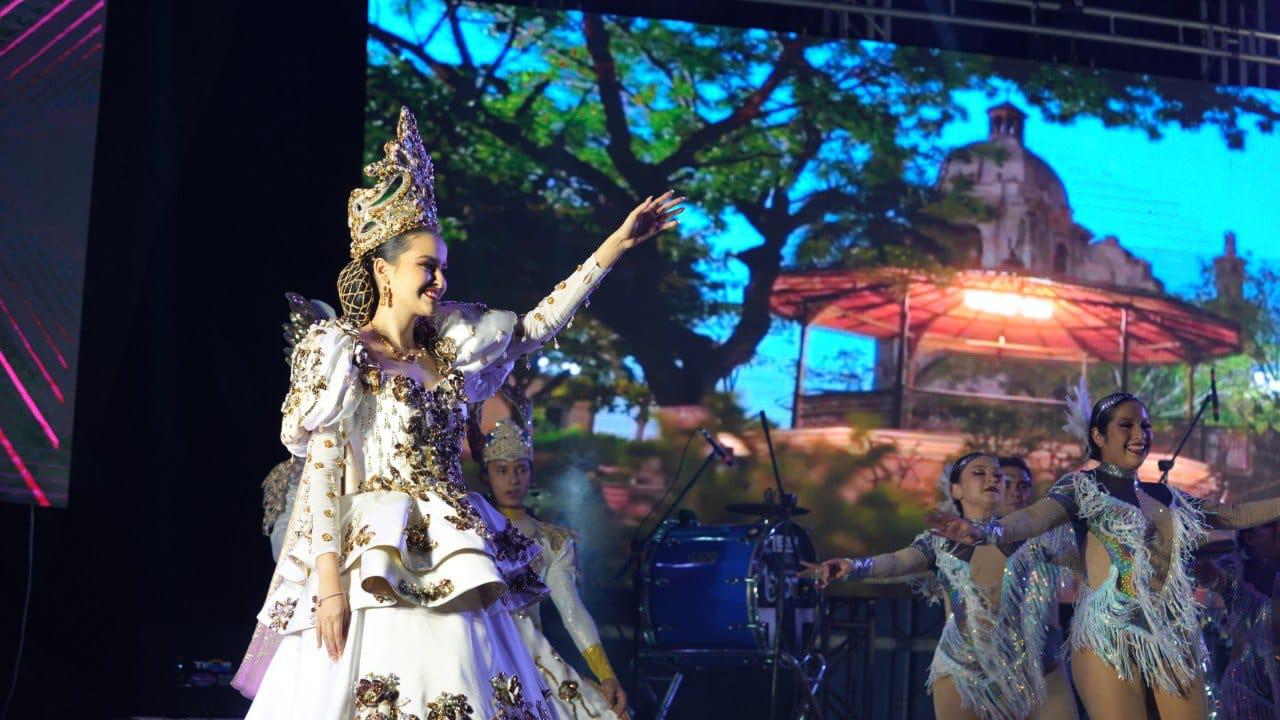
{"left": 367, "top": 0, "right": 1280, "bottom": 406}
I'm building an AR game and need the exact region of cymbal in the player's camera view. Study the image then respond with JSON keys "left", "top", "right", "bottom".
{"left": 724, "top": 501, "right": 810, "bottom": 517}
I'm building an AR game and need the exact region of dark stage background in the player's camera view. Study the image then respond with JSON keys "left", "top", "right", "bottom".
{"left": 0, "top": 1, "right": 1272, "bottom": 718}
{"left": 0, "top": 1, "right": 366, "bottom": 717}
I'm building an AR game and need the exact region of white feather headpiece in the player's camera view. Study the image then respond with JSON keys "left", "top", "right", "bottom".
{"left": 1063, "top": 375, "right": 1092, "bottom": 457}
{"left": 936, "top": 463, "right": 959, "bottom": 514}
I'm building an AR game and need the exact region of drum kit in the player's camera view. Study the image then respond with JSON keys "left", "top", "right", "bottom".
{"left": 629, "top": 414, "right": 828, "bottom": 720}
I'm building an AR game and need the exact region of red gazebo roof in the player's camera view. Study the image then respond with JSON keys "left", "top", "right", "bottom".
{"left": 770, "top": 268, "right": 1240, "bottom": 364}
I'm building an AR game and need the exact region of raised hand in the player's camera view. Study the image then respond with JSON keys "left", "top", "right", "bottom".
{"left": 608, "top": 190, "right": 685, "bottom": 250}
{"left": 926, "top": 510, "right": 983, "bottom": 545}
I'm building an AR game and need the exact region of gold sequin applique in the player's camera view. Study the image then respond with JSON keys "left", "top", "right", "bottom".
{"left": 426, "top": 691, "right": 474, "bottom": 720}
{"left": 404, "top": 516, "right": 436, "bottom": 555}
{"left": 397, "top": 578, "right": 454, "bottom": 605}
{"left": 267, "top": 597, "right": 297, "bottom": 632}
{"left": 490, "top": 673, "right": 550, "bottom": 720}
{"left": 342, "top": 516, "right": 374, "bottom": 562}
{"left": 354, "top": 673, "right": 422, "bottom": 720}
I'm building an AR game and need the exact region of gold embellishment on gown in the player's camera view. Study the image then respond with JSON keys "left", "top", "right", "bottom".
{"left": 267, "top": 598, "right": 297, "bottom": 631}
{"left": 557, "top": 679, "right": 581, "bottom": 702}
{"left": 342, "top": 516, "right": 374, "bottom": 562}
{"left": 534, "top": 654, "right": 602, "bottom": 720}
{"left": 346, "top": 325, "right": 490, "bottom": 540}
{"left": 404, "top": 516, "right": 436, "bottom": 555}
{"left": 490, "top": 673, "right": 548, "bottom": 720}
{"left": 397, "top": 578, "right": 454, "bottom": 604}
{"left": 281, "top": 337, "right": 329, "bottom": 423}
{"left": 354, "top": 673, "right": 422, "bottom": 720}
{"left": 541, "top": 525, "right": 576, "bottom": 555}
{"left": 426, "top": 691, "right": 474, "bottom": 720}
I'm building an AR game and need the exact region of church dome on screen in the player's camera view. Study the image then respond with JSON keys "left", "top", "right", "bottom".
{"left": 936, "top": 102, "right": 1161, "bottom": 292}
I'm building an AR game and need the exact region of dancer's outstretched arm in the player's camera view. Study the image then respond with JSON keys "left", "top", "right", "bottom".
{"left": 928, "top": 497, "right": 1072, "bottom": 546}
{"left": 1200, "top": 496, "right": 1280, "bottom": 530}
{"left": 802, "top": 546, "right": 932, "bottom": 590}
{"left": 505, "top": 192, "right": 684, "bottom": 357}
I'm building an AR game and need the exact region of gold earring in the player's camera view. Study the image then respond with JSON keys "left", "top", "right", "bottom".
{"left": 381, "top": 277, "right": 393, "bottom": 307}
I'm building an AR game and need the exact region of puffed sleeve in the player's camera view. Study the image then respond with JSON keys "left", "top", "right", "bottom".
{"left": 430, "top": 253, "right": 610, "bottom": 402}
{"left": 544, "top": 527, "right": 616, "bottom": 681}
{"left": 280, "top": 320, "right": 361, "bottom": 456}
{"left": 279, "top": 320, "right": 362, "bottom": 562}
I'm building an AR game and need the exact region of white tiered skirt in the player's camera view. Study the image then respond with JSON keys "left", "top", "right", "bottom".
{"left": 247, "top": 598, "right": 553, "bottom": 719}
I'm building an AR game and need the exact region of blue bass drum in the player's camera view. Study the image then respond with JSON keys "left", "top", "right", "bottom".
{"left": 641, "top": 520, "right": 820, "bottom": 657}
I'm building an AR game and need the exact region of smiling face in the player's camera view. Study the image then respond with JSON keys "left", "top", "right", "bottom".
{"left": 484, "top": 459, "right": 533, "bottom": 510}
{"left": 952, "top": 455, "right": 1006, "bottom": 519}
{"left": 1092, "top": 400, "right": 1152, "bottom": 471}
{"left": 372, "top": 230, "right": 448, "bottom": 317}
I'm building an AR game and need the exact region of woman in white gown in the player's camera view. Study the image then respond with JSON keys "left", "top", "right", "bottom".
{"left": 232, "top": 106, "right": 683, "bottom": 720}
{"left": 480, "top": 417, "right": 630, "bottom": 720}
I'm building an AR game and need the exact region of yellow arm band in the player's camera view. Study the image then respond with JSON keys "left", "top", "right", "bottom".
{"left": 583, "top": 644, "right": 615, "bottom": 682}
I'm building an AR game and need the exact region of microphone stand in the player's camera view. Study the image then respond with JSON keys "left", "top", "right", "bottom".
{"left": 760, "top": 412, "right": 824, "bottom": 720}
{"left": 1158, "top": 387, "right": 1216, "bottom": 484}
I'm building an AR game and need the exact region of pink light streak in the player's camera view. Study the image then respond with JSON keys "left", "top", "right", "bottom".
{"left": 0, "top": 422, "right": 51, "bottom": 507}
{"left": 23, "top": 299, "right": 67, "bottom": 369}
{"left": 0, "top": 294, "right": 63, "bottom": 403}
{"left": 0, "top": 345, "right": 59, "bottom": 448}
{"left": 38, "top": 22, "right": 101, "bottom": 78}
{"left": 0, "top": 0, "right": 26, "bottom": 22}
{"left": 78, "top": 40, "right": 100, "bottom": 61}
{"left": 0, "top": 0, "right": 74, "bottom": 60}
{"left": 8, "top": 0, "right": 104, "bottom": 79}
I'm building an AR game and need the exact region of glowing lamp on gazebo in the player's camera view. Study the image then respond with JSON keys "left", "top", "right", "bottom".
{"left": 962, "top": 289, "right": 1055, "bottom": 320}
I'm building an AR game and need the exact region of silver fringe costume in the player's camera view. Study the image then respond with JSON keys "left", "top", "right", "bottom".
{"left": 1216, "top": 554, "right": 1280, "bottom": 718}
{"left": 920, "top": 529, "right": 1074, "bottom": 720}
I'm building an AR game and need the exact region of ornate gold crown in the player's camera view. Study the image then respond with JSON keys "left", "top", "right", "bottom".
{"left": 482, "top": 418, "right": 534, "bottom": 464}
{"left": 346, "top": 106, "right": 441, "bottom": 259}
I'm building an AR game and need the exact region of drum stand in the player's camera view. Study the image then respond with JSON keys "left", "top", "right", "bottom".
{"left": 760, "top": 412, "right": 826, "bottom": 720}
{"left": 627, "top": 418, "right": 826, "bottom": 719}
{"left": 636, "top": 650, "right": 825, "bottom": 720}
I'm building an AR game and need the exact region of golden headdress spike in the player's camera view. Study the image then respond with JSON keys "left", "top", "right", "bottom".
{"left": 346, "top": 106, "right": 440, "bottom": 260}
{"left": 482, "top": 418, "right": 534, "bottom": 465}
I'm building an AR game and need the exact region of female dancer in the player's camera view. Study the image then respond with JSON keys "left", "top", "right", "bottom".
{"left": 998, "top": 455, "right": 1079, "bottom": 719}
{"left": 480, "top": 417, "right": 630, "bottom": 720}
{"left": 806, "top": 453, "right": 1076, "bottom": 720}
{"left": 1204, "top": 519, "right": 1280, "bottom": 717}
{"left": 232, "top": 106, "right": 683, "bottom": 719}
{"left": 928, "top": 390, "right": 1280, "bottom": 720}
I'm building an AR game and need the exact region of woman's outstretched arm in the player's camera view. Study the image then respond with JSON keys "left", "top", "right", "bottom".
{"left": 803, "top": 546, "right": 933, "bottom": 589}
{"left": 506, "top": 193, "right": 684, "bottom": 355}
{"left": 1200, "top": 496, "right": 1280, "bottom": 530}
{"left": 928, "top": 497, "right": 1072, "bottom": 546}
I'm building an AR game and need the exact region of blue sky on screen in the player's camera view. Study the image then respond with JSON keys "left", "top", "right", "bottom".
{"left": 369, "top": 0, "right": 1280, "bottom": 434}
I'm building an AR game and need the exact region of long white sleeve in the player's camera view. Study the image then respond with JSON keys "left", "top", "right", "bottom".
{"left": 301, "top": 428, "right": 345, "bottom": 562}
{"left": 545, "top": 534, "right": 604, "bottom": 656}
{"left": 507, "top": 253, "right": 610, "bottom": 357}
